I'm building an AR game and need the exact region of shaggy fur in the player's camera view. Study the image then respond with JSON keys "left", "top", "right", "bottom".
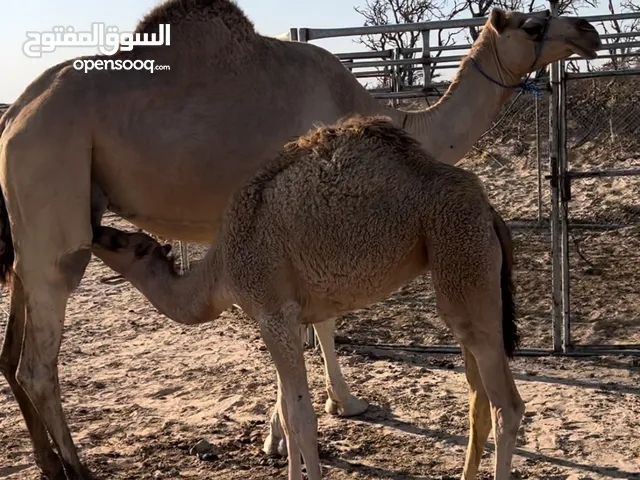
{"left": 135, "top": 0, "right": 255, "bottom": 37}
{"left": 92, "top": 115, "right": 525, "bottom": 480}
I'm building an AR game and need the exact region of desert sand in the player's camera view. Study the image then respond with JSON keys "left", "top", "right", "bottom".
{"left": 1, "top": 92, "right": 640, "bottom": 479}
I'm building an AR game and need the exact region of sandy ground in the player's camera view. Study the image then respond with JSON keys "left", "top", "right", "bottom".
{"left": 1, "top": 140, "right": 639, "bottom": 479}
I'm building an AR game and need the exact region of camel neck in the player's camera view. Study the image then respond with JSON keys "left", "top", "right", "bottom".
{"left": 400, "top": 37, "right": 524, "bottom": 166}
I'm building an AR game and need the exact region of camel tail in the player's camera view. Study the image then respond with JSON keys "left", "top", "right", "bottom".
{"left": 0, "top": 120, "right": 15, "bottom": 287}
{"left": 491, "top": 206, "right": 518, "bottom": 358}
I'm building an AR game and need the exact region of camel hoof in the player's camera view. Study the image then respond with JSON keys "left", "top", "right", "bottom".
{"left": 56, "top": 461, "right": 98, "bottom": 480}
{"left": 262, "top": 433, "right": 288, "bottom": 458}
{"left": 38, "top": 466, "right": 67, "bottom": 480}
{"left": 34, "top": 451, "right": 65, "bottom": 480}
{"left": 58, "top": 462, "right": 98, "bottom": 480}
{"left": 325, "top": 395, "right": 369, "bottom": 417}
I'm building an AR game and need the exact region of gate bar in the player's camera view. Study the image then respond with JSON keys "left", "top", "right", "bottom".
{"left": 568, "top": 168, "right": 640, "bottom": 179}
{"left": 339, "top": 342, "right": 640, "bottom": 357}
{"left": 548, "top": 0, "right": 563, "bottom": 353}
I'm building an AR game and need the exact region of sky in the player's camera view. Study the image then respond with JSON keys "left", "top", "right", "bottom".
{"left": 0, "top": 0, "right": 616, "bottom": 103}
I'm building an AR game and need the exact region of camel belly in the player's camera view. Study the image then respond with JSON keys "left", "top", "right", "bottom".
{"left": 296, "top": 242, "right": 430, "bottom": 323}
{"left": 113, "top": 213, "right": 222, "bottom": 244}
{"left": 92, "top": 143, "right": 274, "bottom": 243}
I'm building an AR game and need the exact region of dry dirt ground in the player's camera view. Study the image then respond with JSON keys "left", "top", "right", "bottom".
{"left": 1, "top": 143, "right": 639, "bottom": 479}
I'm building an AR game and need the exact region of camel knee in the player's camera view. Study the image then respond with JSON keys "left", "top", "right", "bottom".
{"left": 287, "top": 396, "right": 317, "bottom": 433}
{"left": 0, "top": 347, "right": 18, "bottom": 380}
{"left": 0, "top": 328, "right": 20, "bottom": 381}
{"left": 16, "top": 359, "right": 58, "bottom": 403}
{"left": 494, "top": 398, "right": 524, "bottom": 438}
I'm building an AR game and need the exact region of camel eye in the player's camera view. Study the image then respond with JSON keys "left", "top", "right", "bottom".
{"left": 522, "top": 20, "right": 543, "bottom": 36}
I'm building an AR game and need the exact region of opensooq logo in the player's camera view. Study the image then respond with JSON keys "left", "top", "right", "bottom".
{"left": 22, "top": 23, "right": 171, "bottom": 58}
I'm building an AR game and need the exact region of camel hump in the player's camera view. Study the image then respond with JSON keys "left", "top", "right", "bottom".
{"left": 136, "top": 0, "right": 255, "bottom": 37}
{"left": 286, "top": 115, "right": 422, "bottom": 155}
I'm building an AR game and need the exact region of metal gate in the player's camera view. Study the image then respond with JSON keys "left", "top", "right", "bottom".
{"left": 290, "top": 4, "right": 640, "bottom": 356}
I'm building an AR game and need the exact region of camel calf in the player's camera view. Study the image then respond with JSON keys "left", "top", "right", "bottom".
{"left": 92, "top": 116, "right": 524, "bottom": 480}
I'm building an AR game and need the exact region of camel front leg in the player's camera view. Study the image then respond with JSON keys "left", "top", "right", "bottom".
{"left": 313, "top": 319, "right": 369, "bottom": 417}
{"left": 0, "top": 277, "right": 65, "bottom": 478}
{"left": 259, "top": 305, "right": 322, "bottom": 480}
{"left": 263, "top": 324, "right": 307, "bottom": 458}
{"left": 263, "top": 320, "right": 369, "bottom": 459}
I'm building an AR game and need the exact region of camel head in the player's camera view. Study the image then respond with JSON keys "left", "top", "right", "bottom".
{"left": 92, "top": 226, "right": 177, "bottom": 279}
{"left": 483, "top": 8, "right": 602, "bottom": 76}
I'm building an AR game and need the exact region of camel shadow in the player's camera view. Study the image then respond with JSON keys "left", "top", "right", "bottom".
{"left": 320, "top": 457, "right": 457, "bottom": 479}
{"left": 513, "top": 371, "right": 640, "bottom": 396}
{"left": 0, "top": 463, "right": 34, "bottom": 478}
{"left": 344, "top": 345, "right": 640, "bottom": 396}
{"left": 327, "top": 401, "right": 640, "bottom": 479}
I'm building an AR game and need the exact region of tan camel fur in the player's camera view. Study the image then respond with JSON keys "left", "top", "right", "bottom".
{"left": 0, "top": 0, "right": 600, "bottom": 476}
{"left": 92, "top": 115, "right": 524, "bottom": 480}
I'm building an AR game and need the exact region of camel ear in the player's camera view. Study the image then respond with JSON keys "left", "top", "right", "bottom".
{"left": 161, "top": 244, "right": 172, "bottom": 256}
{"left": 489, "top": 8, "right": 509, "bottom": 34}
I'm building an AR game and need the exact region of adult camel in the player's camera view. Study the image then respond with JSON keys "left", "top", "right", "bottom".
{"left": 0, "top": 0, "right": 600, "bottom": 477}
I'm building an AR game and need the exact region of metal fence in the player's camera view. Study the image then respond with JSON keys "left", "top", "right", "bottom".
{"left": 551, "top": 60, "right": 640, "bottom": 355}
{"left": 286, "top": 3, "right": 640, "bottom": 355}
{"left": 3, "top": 6, "right": 637, "bottom": 357}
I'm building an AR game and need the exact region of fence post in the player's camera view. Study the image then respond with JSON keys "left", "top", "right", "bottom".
{"left": 394, "top": 46, "right": 402, "bottom": 107}
{"left": 179, "top": 242, "right": 190, "bottom": 273}
{"left": 421, "top": 30, "right": 431, "bottom": 92}
{"left": 535, "top": 96, "right": 543, "bottom": 222}
{"left": 296, "top": 27, "right": 318, "bottom": 350}
{"left": 388, "top": 49, "right": 396, "bottom": 107}
{"left": 548, "top": 0, "right": 563, "bottom": 353}
{"left": 559, "top": 59, "right": 572, "bottom": 352}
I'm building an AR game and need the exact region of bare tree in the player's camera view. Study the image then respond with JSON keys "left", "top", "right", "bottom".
{"left": 600, "top": 0, "right": 640, "bottom": 70}
{"left": 354, "top": 0, "right": 462, "bottom": 89}
{"left": 353, "top": 0, "right": 601, "bottom": 90}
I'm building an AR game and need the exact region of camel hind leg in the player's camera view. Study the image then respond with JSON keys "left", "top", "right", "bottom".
{"left": 435, "top": 284, "right": 523, "bottom": 480}
{"left": 430, "top": 221, "right": 524, "bottom": 480}
{"left": 0, "top": 276, "right": 65, "bottom": 478}
{"left": 14, "top": 246, "right": 93, "bottom": 479}
{"left": 2, "top": 128, "right": 95, "bottom": 477}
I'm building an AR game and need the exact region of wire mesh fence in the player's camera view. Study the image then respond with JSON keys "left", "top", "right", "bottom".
{"left": 171, "top": 68, "right": 640, "bottom": 355}
{"left": 566, "top": 75, "right": 640, "bottom": 163}
{"left": 3, "top": 12, "right": 638, "bottom": 356}
{"left": 560, "top": 73, "right": 640, "bottom": 350}
{"left": 321, "top": 89, "right": 559, "bottom": 351}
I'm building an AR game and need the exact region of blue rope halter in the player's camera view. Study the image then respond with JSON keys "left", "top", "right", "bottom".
{"left": 470, "top": 11, "right": 551, "bottom": 98}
